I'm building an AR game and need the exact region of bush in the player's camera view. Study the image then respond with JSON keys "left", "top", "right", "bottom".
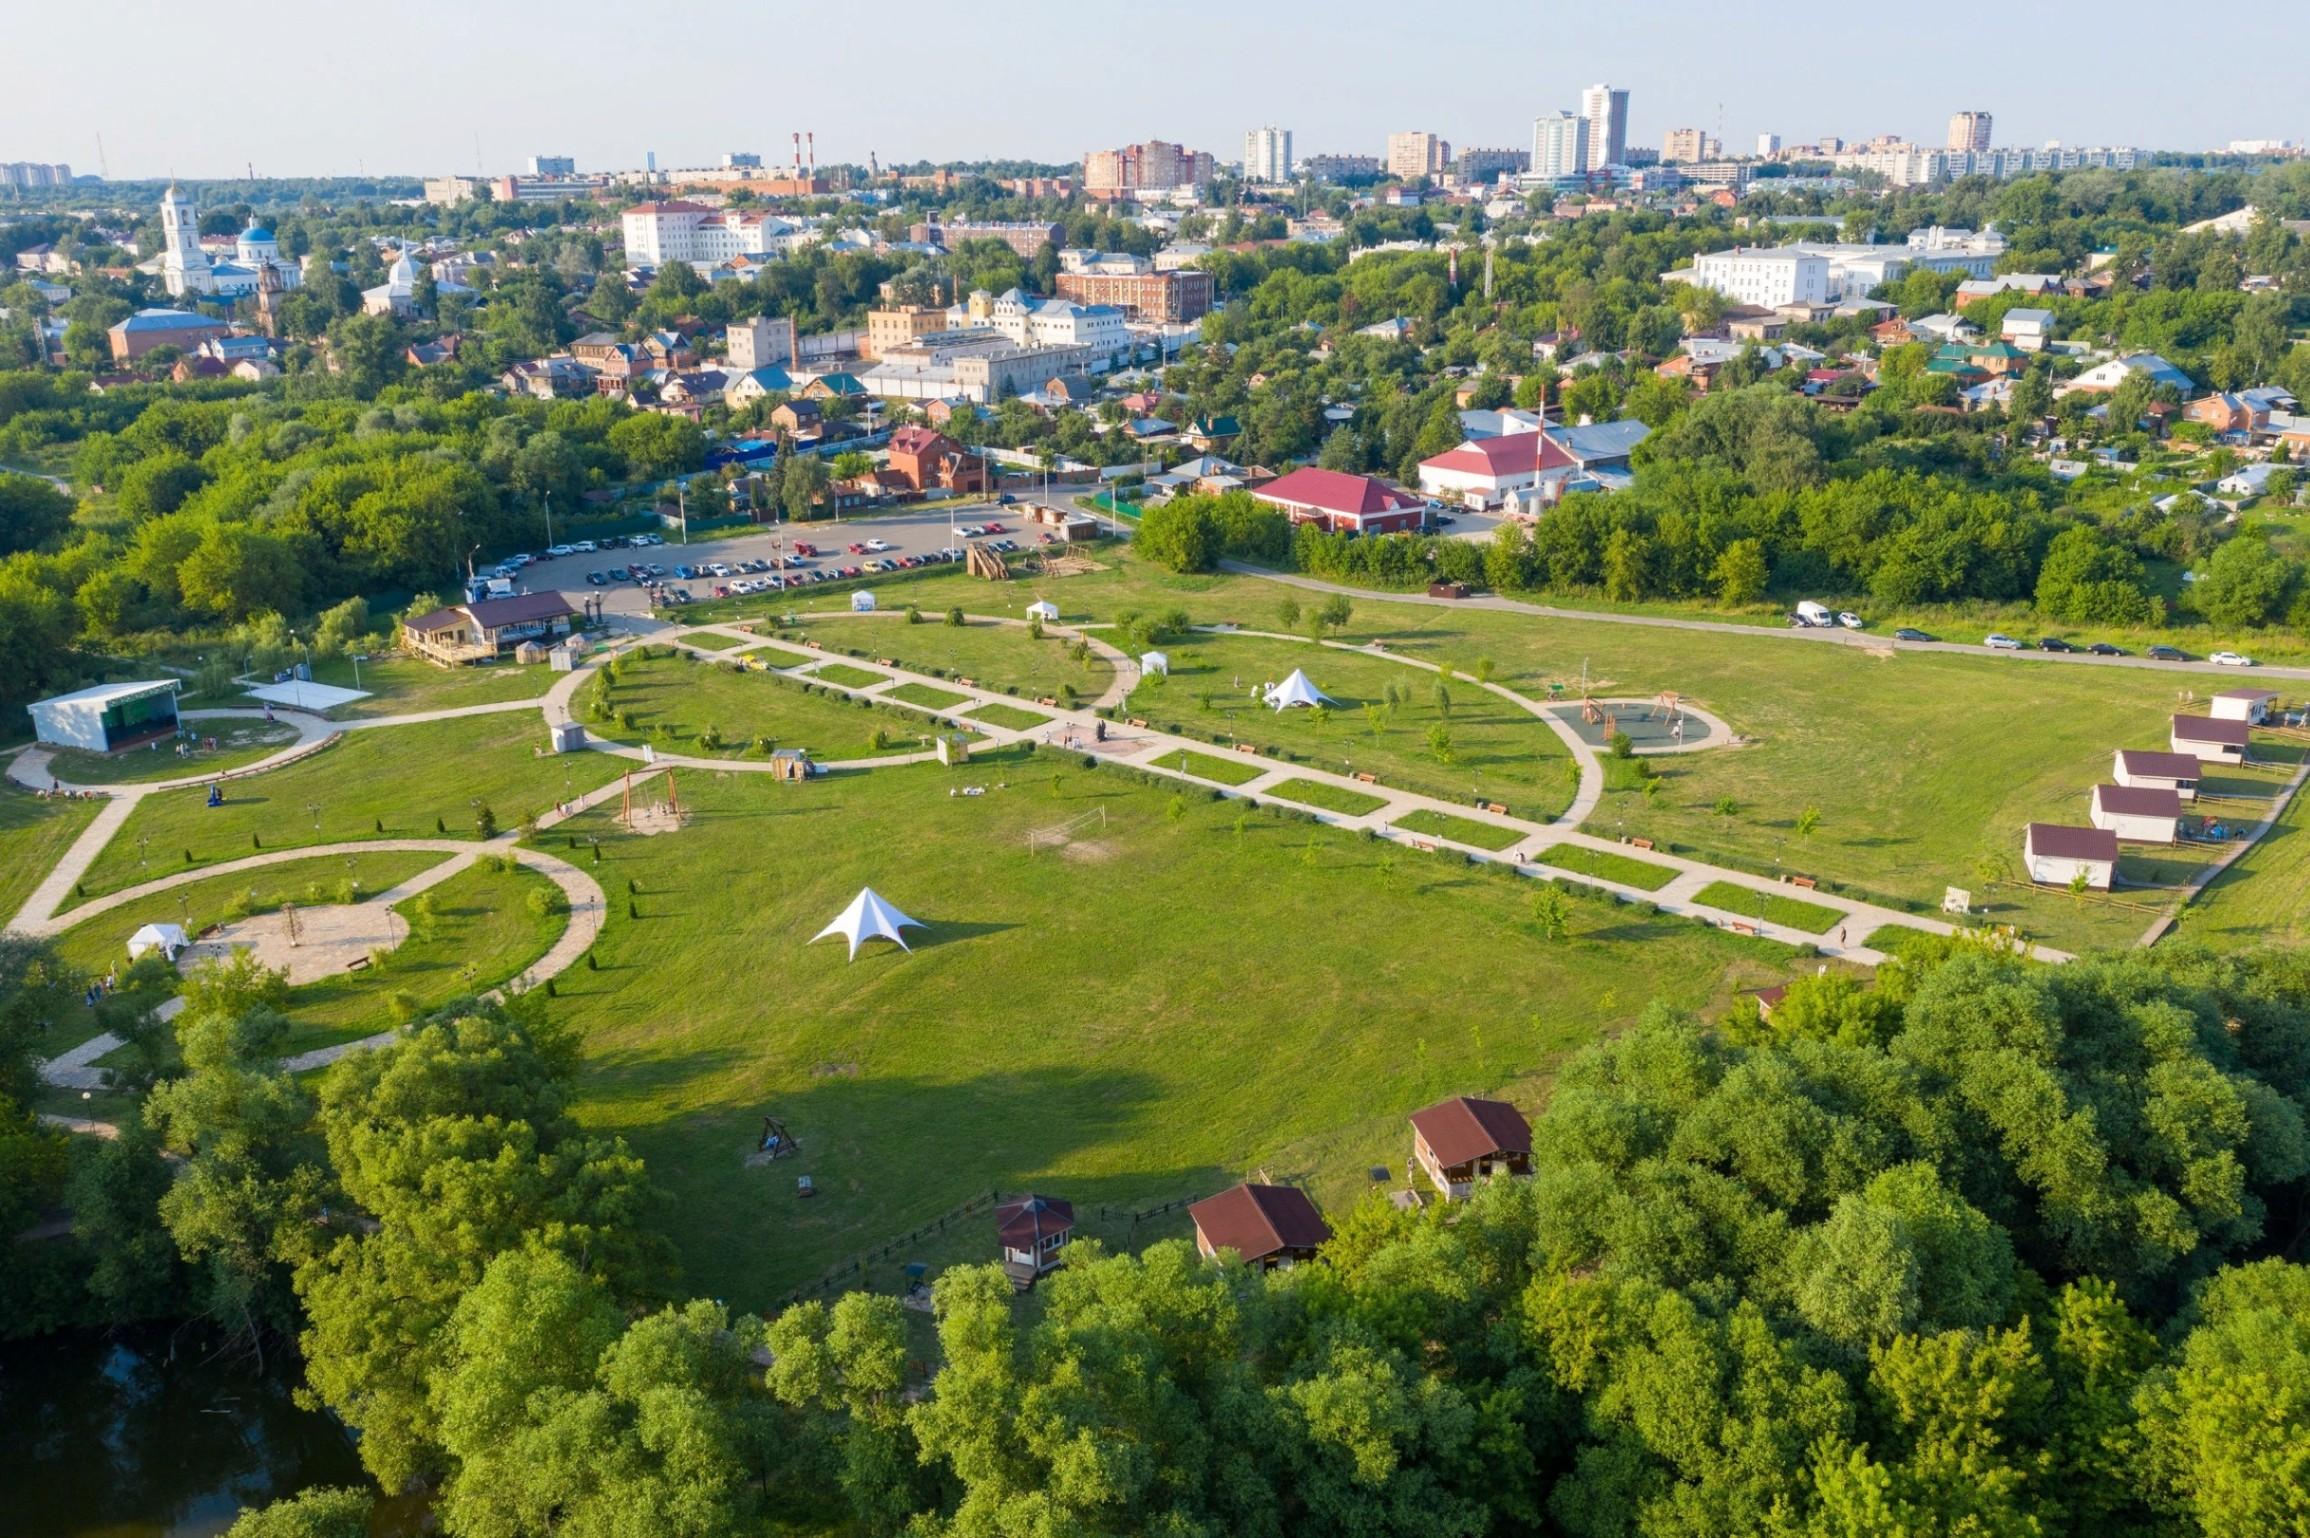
{"left": 946, "top": 607, "right": 964, "bottom": 626}
{"left": 1608, "top": 731, "right": 1634, "bottom": 760}
{"left": 474, "top": 804, "right": 498, "bottom": 838}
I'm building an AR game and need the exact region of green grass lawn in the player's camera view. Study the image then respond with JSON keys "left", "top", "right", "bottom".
{"left": 790, "top": 615, "right": 1115, "bottom": 703}
{"left": 1391, "top": 809, "right": 1527, "bottom": 851}
{"left": 41, "top": 719, "right": 300, "bottom": 786}
{"left": 534, "top": 752, "right": 1804, "bottom": 1311}
{"left": 0, "top": 789, "right": 102, "bottom": 923}
{"left": 1145, "top": 747, "right": 1268, "bottom": 786}
{"left": 1125, "top": 634, "right": 1573, "bottom": 821}
{"left": 679, "top": 631, "right": 756, "bottom": 652}
{"left": 883, "top": 683, "right": 972, "bottom": 712}
{"left": 1534, "top": 844, "right": 1680, "bottom": 891}
{"left": 811, "top": 663, "right": 890, "bottom": 689}
{"left": 1265, "top": 779, "right": 1389, "bottom": 816}
{"left": 293, "top": 652, "right": 563, "bottom": 720}
{"left": 962, "top": 703, "right": 1051, "bottom": 732}
{"left": 587, "top": 652, "right": 958, "bottom": 762}
{"left": 275, "top": 858, "right": 563, "bottom": 1056}
{"left": 2165, "top": 773, "right": 2310, "bottom": 948}
{"left": 1692, "top": 881, "right": 1844, "bottom": 935}
{"left": 80, "top": 712, "right": 626, "bottom": 898}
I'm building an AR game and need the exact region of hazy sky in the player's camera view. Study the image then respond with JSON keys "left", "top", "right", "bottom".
{"left": 11, "top": 1, "right": 2306, "bottom": 180}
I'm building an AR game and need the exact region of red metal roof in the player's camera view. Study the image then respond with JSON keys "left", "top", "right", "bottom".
{"left": 1418, "top": 433, "right": 1574, "bottom": 480}
{"left": 1408, "top": 1096, "right": 1532, "bottom": 1167}
{"left": 2172, "top": 714, "right": 2251, "bottom": 745}
{"left": 1188, "top": 1183, "right": 1330, "bottom": 1261}
{"left": 2028, "top": 823, "right": 2119, "bottom": 862}
{"left": 2117, "top": 749, "right": 2202, "bottom": 780}
{"left": 995, "top": 1194, "right": 1073, "bottom": 1249}
{"left": 1253, "top": 467, "right": 1422, "bottom": 518}
{"left": 2093, "top": 783, "right": 2181, "bottom": 819}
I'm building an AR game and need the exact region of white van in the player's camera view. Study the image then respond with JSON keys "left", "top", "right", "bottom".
{"left": 1794, "top": 600, "right": 1834, "bottom": 627}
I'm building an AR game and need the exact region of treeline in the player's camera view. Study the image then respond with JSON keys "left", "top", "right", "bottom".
{"left": 0, "top": 384, "right": 708, "bottom": 705}
{"left": 7, "top": 932, "right": 2310, "bottom": 1536}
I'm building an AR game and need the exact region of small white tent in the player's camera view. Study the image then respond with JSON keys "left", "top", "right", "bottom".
{"left": 1025, "top": 600, "right": 1060, "bottom": 623}
{"left": 127, "top": 922, "right": 188, "bottom": 961}
{"left": 811, "top": 887, "right": 924, "bottom": 959}
{"left": 1140, "top": 650, "right": 1169, "bottom": 677}
{"left": 851, "top": 590, "right": 877, "bottom": 613}
{"left": 1264, "top": 669, "right": 1336, "bottom": 711}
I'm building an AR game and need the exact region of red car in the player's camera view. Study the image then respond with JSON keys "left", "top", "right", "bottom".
{"left": 846, "top": 542, "right": 866, "bottom": 555}
{"left": 792, "top": 542, "right": 817, "bottom": 557}
{"left": 1038, "top": 531, "right": 1056, "bottom": 544}
{"left": 981, "top": 521, "right": 1005, "bottom": 534}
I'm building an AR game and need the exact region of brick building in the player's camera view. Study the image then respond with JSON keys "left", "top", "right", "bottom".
{"left": 884, "top": 426, "right": 990, "bottom": 496}
{"left": 1082, "top": 140, "right": 1215, "bottom": 202}
{"left": 1052, "top": 268, "right": 1215, "bottom": 324}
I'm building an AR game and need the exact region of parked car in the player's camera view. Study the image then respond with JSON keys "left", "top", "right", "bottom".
{"left": 1837, "top": 611, "right": 1865, "bottom": 630}
{"left": 792, "top": 542, "right": 818, "bottom": 556}
{"left": 547, "top": 544, "right": 575, "bottom": 557}
{"left": 1893, "top": 627, "right": 1936, "bottom": 642}
{"left": 1039, "top": 531, "right": 1057, "bottom": 544}
{"left": 996, "top": 493, "right": 1016, "bottom": 505}
{"left": 2087, "top": 642, "right": 2126, "bottom": 656}
{"left": 573, "top": 540, "right": 598, "bottom": 553}
{"left": 863, "top": 538, "right": 891, "bottom": 552}
{"left": 1984, "top": 633, "right": 2023, "bottom": 650}
{"left": 846, "top": 542, "right": 866, "bottom": 555}
{"left": 585, "top": 571, "right": 607, "bottom": 586}
{"left": 2038, "top": 637, "right": 2078, "bottom": 653}
{"left": 982, "top": 522, "right": 1005, "bottom": 534}
{"left": 2147, "top": 645, "right": 2186, "bottom": 661}
{"left": 2211, "top": 650, "right": 2257, "bottom": 667}
{"left": 607, "top": 567, "right": 629, "bottom": 582}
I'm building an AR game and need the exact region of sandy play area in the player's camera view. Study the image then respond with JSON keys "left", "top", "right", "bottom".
{"left": 180, "top": 901, "right": 409, "bottom": 985}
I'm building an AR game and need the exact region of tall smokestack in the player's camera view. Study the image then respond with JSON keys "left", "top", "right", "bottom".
{"left": 792, "top": 132, "right": 802, "bottom": 179}
{"left": 807, "top": 132, "right": 816, "bottom": 180}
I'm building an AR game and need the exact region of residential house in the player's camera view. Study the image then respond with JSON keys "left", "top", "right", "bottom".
{"left": 1252, "top": 467, "right": 1426, "bottom": 534}
{"left": 1408, "top": 1096, "right": 1533, "bottom": 1202}
{"left": 884, "top": 426, "right": 990, "bottom": 496}
{"left": 2060, "top": 353, "right": 2195, "bottom": 397}
{"left": 2023, "top": 823, "right": 2118, "bottom": 890}
{"left": 2090, "top": 784, "right": 2182, "bottom": 844}
{"left": 2171, "top": 714, "right": 2250, "bottom": 765}
{"left": 1188, "top": 1183, "right": 1331, "bottom": 1269}
{"left": 2219, "top": 463, "right": 2295, "bottom": 502}
{"left": 2112, "top": 749, "right": 2201, "bottom": 802}
{"left": 725, "top": 366, "right": 794, "bottom": 407}
{"left": 500, "top": 356, "right": 594, "bottom": 400}
{"left": 1418, "top": 431, "right": 1578, "bottom": 511}
{"left": 1184, "top": 415, "right": 1241, "bottom": 452}
{"left": 2211, "top": 688, "right": 2279, "bottom": 724}
{"left": 769, "top": 399, "right": 823, "bottom": 437}
{"left": 2001, "top": 308, "right": 2055, "bottom": 350}
{"left": 802, "top": 372, "right": 869, "bottom": 402}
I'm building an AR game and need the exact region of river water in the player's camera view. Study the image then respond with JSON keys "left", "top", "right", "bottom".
{"left": 0, "top": 1327, "right": 371, "bottom": 1537}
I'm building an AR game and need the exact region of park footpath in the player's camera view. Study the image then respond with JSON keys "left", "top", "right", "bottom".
{"left": 591, "top": 613, "right": 2015, "bottom": 965}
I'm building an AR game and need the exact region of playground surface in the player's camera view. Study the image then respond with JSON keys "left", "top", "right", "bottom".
{"left": 1545, "top": 696, "right": 1730, "bottom": 753}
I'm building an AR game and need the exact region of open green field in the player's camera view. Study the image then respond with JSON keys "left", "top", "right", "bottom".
{"left": 1391, "top": 809, "right": 1527, "bottom": 851}
{"left": 1145, "top": 747, "right": 1267, "bottom": 786}
{"left": 1125, "top": 633, "right": 1574, "bottom": 821}
{"left": 80, "top": 712, "right": 625, "bottom": 898}
{"left": 0, "top": 790, "right": 102, "bottom": 923}
{"left": 1691, "top": 881, "right": 1844, "bottom": 934}
{"left": 811, "top": 663, "right": 889, "bottom": 690}
{"left": 1534, "top": 844, "right": 1680, "bottom": 891}
{"left": 2166, "top": 769, "right": 2310, "bottom": 948}
{"left": 42, "top": 719, "right": 300, "bottom": 786}
{"left": 679, "top": 631, "right": 756, "bottom": 652}
{"left": 534, "top": 751, "right": 1803, "bottom": 1311}
{"left": 1265, "top": 779, "right": 1389, "bottom": 816}
{"left": 961, "top": 702, "right": 1050, "bottom": 732}
{"left": 789, "top": 614, "right": 1114, "bottom": 703}
{"left": 290, "top": 651, "right": 563, "bottom": 720}
{"left": 588, "top": 652, "right": 953, "bottom": 762}
{"left": 883, "top": 683, "right": 972, "bottom": 712}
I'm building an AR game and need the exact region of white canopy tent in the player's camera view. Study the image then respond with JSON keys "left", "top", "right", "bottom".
{"left": 1140, "top": 650, "right": 1169, "bottom": 676}
{"left": 1025, "top": 600, "right": 1060, "bottom": 623}
{"left": 851, "top": 590, "right": 877, "bottom": 612}
{"left": 1264, "top": 669, "right": 1336, "bottom": 711}
{"left": 127, "top": 922, "right": 189, "bottom": 961}
{"left": 811, "top": 887, "right": 924, "bottom": 959}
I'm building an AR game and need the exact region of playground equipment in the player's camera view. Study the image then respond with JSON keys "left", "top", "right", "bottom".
{"left": 1028, "top": 805, "right": 1108, "bottom": 854}
{"left": 1648, "top": 691, "right": 1683, "bottom": 724}
{"left": 966, "top": 544, "right": 1010, "bottom": 581}
{"left": 618, "top": 768, "right": 688, "bottom": 832}
{"left": 757, "top": 1115, "right": 799, "bottom": 1159}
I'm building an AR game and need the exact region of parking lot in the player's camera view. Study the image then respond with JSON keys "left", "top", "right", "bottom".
{"left": 500, "top": 498, "right": 1126, "bottom": 616}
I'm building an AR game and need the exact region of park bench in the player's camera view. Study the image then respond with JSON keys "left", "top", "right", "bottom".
{"left": 346, "top": 957, "right": 369, "bottom": 972}
{"left": 1627, "top": 837, "right": 1656, "bottom": 851}
{"left": 806, "top": 640, "right": 822, "bottom": 650}
{"left": 1484, "top": 801, "right": 1509, "bottom": 816}
{"left": 1412, "top": 840, "right": 1437, "bottom": 853}
{"left": 957, "top": 677, "right": 976, "bottom": 688}
{"left": 1354, "top": 772, "right": 1377, "bottom": 784}
{"left": 1727, "top": 921, "right": 1758, "bottom": 937}
{"left": 1235, "top": 743, "right": 1261, "bottom": 755}
{"left": 1788, "top": 875, "right": 1818, "bottom": 890}
{"left": 1127, "top": 718, "right": 1148, "bottom": 728}
{"left": 1037, "top": 696, "right": 1059, "bottom": 706}
{"left": 875, "top": 657, "right": 897, "bottom": 667}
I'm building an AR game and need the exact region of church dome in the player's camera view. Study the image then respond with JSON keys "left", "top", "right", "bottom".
{"left": 241, "top": 223, "right": 274, "bottom": 243}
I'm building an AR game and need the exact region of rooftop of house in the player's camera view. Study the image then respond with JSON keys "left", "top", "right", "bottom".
{"left": 2027, "top": 823, "right": 2120, "bottom": 861}
{"left": 1188, "top": 1183, "right": 1331, "bottom": 1259}
{"left": 1409, "top": 1096, "right": 1533, "bottom": 1166}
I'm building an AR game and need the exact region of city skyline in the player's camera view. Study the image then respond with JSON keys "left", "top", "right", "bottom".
{"left": 6, "top": 0, "right": 2305, "bottom": 180}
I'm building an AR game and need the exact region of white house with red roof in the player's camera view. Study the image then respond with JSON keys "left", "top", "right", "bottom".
{"left": 1417, "top": 431, "right": 1579, "bottom": 511}
{"left": 1252, "top": 468, "right": 1426, "bottom": 535}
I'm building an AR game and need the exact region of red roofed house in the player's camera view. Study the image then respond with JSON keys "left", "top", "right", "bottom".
{"left": 1416, "top": 432, "right": 1578, "bottom": 513}
{"left": 884, "top": 426, "right": 990, "bottom": 497}
{"left": 1188, "top": 1183, "right": 1331, "bottom": 1269}
{"left": 1408, "top": 1096, "right": 1533, "bottom": 1201}
{"left": 2090, "top": 784, "right": 2181, "bottom": 844}
{"left": 2023, "top": 823, "right": 2118, "bottom": 890}
{"left": 1252, "top": 467, "right": 1425, "bottom": 535}
{"left": 2171, "top": 714, "right": 2249, "bottom": 765}
{"left": 2112, "top": 748, "right": 2201, "bottom": 802}
{"left": 994, "top": 1194, "right": 1074, "bottom": 1289}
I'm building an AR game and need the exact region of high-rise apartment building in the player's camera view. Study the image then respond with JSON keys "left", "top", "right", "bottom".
{"left": 1457, "top": 146, "right": 1531, "bottom": 180}
{"left": 1, "top": 162, "right": 73, "bottom": 187}
{"left": 1243, "top": 125, "right": 1293, "bottom": 183}
{"left": 1662, "top": 128, "right": 1720, "bottom": 164}
{"left": 1385, "top": 131, "right": 1452, "bottom": 180}
{"left": 529, "top": 155, "right": 576, "bottom": 176}
{"left": 1580, "top": 83, "right": 1630, "bottom": 171}
{"left": 1531, "top": 113, "right": 1591, "bottom": 180}
{"left": 1082, "top": 140, "right": 1217, "bottom": 201}
{"left": 1947, "top": 112, "right": 1993, "bottom": 152}
{"left": 1756, "top": 133, "right": 1782, "bottom": 157}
